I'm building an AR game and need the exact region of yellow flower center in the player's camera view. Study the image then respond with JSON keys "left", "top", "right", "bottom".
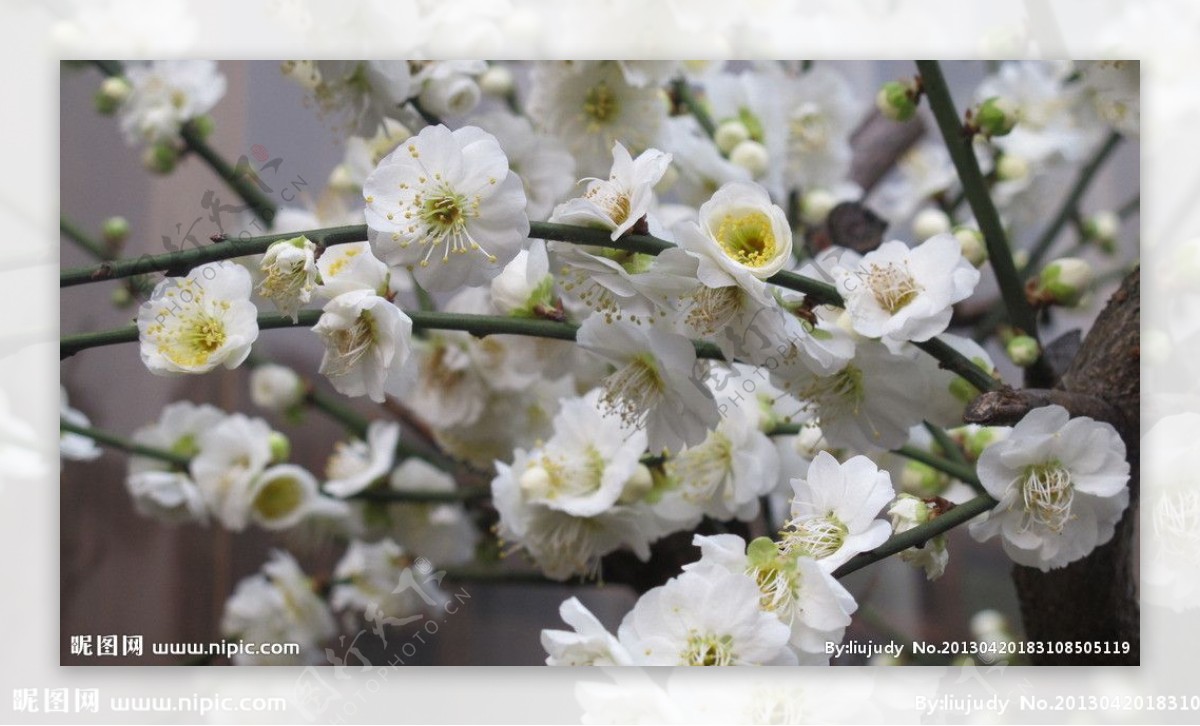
{"left": 683, "top": 631, "right": 736, "bottom": 666}
{"left": 1019, "top": 460, "right": 1074, "bottom": 533}
{"left": 715, "top": 210, "right": 777, "bottom": 268}
{"left": 253, "top": 475, "right": 304, "bottom": 521}
{"left": 782, "top": 513, "right": 848, "bottom": 559}
{"left": 583, "top": 82, "right": 619, "bottom": 128}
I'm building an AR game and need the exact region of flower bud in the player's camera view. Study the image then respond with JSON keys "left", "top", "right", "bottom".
{"left": 142, "top": 142, "right": 178, "bottom": 174}
{"left": 969, "top": 609, "right": 1010, "bottom": 642}
{"left": 251, "top": 363, "right": 305, "bottom": 412}
{"left": 518, "top": 465, "right": 552, "bottom": 499}
{"left": 110, "top": 287, "right": 134, "bottom": 308}
{"left": 957, "top": 424, "right": 1007, "bottom": 461}
{"left": 954, "top": 226, "right": 988, "bottom": 267}
{"left": 478, "top": 64, "right": 515, "bottom": 97}
{"left": 189, "top": 114, "right": 216, "bottom": 140}
{"left": 877, "top": 80, "right": 918, "bottom": 122}
{"left": 102, "top": 216, "right": 130, "bottom": 246}
{"left": 912, "top": 207, "right": 951, "bottom": 240}
{"left": 268, "top": 431, "right": 291, "bottom": 463}
{"left": 995, "top": 153, "right": 1029, "bottom": 182}
{"left": 714, "top": 119, "right": 751, "bottom": 155}
{"left": 900, "top": 461, "right": 946, "bottom": 497}
{"left": 419, "top": 74, "right": 481, "bottom": 118}
{"left": 1006, "top": 335, "right": 1040, "bottom": 367}
{"left": 94, "top": 76, "right": 132, "bottom": 115}
{"left": 327, "top": 163, "right": 355, "bottom": 193}
{"left": 800, "top": 188, "right": 837, "bottom": 225}
{"left": 975, "top": 96, "right": 1020, "bottom": 137}
{"left": 1083, "top": 210, "right": 1119, "bottom": 254}
{"left": 1036, "top": 257, "right": 1093, "bottom": 307}
{"left": 728, "top": 139, "right": 769, "bottom": 177}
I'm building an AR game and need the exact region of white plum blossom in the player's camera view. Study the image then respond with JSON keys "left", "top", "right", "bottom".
{"left": 189, "top": 413, "right": 274, "bottom": 530}
{"left": 221, "top": 550, "right": 336, "bottom": 665}
{"left": 315, "top": 242, "right": 390, "bottom": 299}
{"left": 704, "top": 70, "right": 788, "bottom": 198}
{"left": 137, "top": 262, "right": 259, "bottom": 375}
{"left": 249, "top": 363, "right": 304, "bottom": 413}
{"left": 489, "top": 241, "right": 554, "bottom": 317}
{"left": 1078, "top": 60, "right": 1139, "bottom": 137}
{"left": 782, "top": 451, "right": 895, "bottom": 568}
{"left": 659, "top": 116, "right": 752, "bottom": 207}
{"left": 248, "top": 464, "right": 326, "bottom": 531}
{"left": 323, "top": 421, "right": 400, "bottom": 498}
{"left": 307, "top": 61, "right": 413, "bottom": 136}
{"left": 118, "top": 60, "right": 226, "bottom": 144}
{"left": 335, "top": 118, "right": 414, "bottom": 193}
{"left": 470, "top": 111, "right": 576, "bottom": 221}
{"left": 125, "top": 471, "right": 208, "bottom": 525}
{"left": 388, "top": 458, "right": 478, "bottom": 566}
{"left": 616, "top": 565, "right": 797, "bottom": 665}
{"left": 60, "top": 387, "right": 101, "bottom": 461}
{"left": 528, "top": 61, "right": 667, "bottom": 178}
{"left": 888, "top": 493, "right": 949, "bottom": 580}
{"left": 685, "top": 534, "right": 857, "bottom": 662}
{"left": 969, "top": 405, "right": 1131, "bottom": 571}
{"left": 576, "top": 315, "right": 719, "bottom": 454}
{"left": 549, "top": 142, "right": 672, "bottom": 240}
{"left": 364, "top": 124, "right": 529, "bottom": 291}
{"left": 312, "top": 289, "right": 413, "bottom": 403}
{"left": 541, "top": 597, "right": 634, "bottom": 666}
{"left": 832, "top": 234, "right": 980, "bottom": 350}
{"left": 126, "top": 401, "right": 225, "bottom": 525}
{"left": 782, "top": 66, "right": 860, "bottom": 191}
{"left": 331, "top": 538, "right": 441, "bottom": 623}
{"left": 677, "top": 181, "right": 793, "bottom": 291}
{"left": 412, "top": 60, "right": 486, "bottom": 118}
{"left": 258, "top": 236, "right": 319, "bottom": 321}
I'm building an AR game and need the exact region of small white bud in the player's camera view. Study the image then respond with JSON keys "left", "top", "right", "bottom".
{"left": 419, "top": 74, "right": 481, "bottom": 118}
{"left": 478, "top": 65, "right": 514, "bottom": 97}
{"left": 912, "top": 207, "right": 951, "bottom": 240}
{"left": 251, "top": 364, "right": 305, "bottom": 412}
{"left": 1006, "top": 335, "right": 1040, "bottom": 367}
{"left": 729, "top": 139, "right": 770, "bottom": 177}
{"left": 327, "top": 163, "right": 355, "bottom": 193}
{"left": 1037, "top": 257, "right": 1093, "bottom": 307}
{"left": 800, "top": 188, "right": 837, "bottom": 225}
{"left": 995, "top": 154, "right": 1030, "bottom": 182}
{"left": 714, "top": 119, "right": 751, "bottom": 155}
{"left": 268, "top": 431, "right": 292, "bottom": 463}
{"left": 518, "top": 465, "right": 552, "bottom": 498}
{"left": 954, "top": 226, "right": 988, "bottom": 267}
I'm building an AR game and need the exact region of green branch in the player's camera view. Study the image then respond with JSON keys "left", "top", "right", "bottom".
{"left": 61, "top": 225, "right": 367, "bottom": 288}
{"left": 91, "top": 59, "right": 278, "bottom": 226}
{"left": 1024, "top": 131, "right": 1123, "bottom": 277}
{"left": 671, "top": 78, "right": 715, "bottom": 137}
{"left": 833, "top": 493, "right": 997, "bottom": 578}
{"left": 60, "top": 217, "right": 112, "bottom": 261}
{"left": 60, "top": 418, "right": 190, "bottom": 468}
{"left": 917, "top": 60, "right": 1040, "bottom": 340}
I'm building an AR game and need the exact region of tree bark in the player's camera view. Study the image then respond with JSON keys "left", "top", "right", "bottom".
{"left": 1010, "top": 268, "right": 1140, "bottom": 664}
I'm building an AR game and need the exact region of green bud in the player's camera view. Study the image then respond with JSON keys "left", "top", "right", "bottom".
{"left": 901, "top": 461, "right": 947, "bottom": 497}
{"left": 110, "top": 287, "right": 134, "bottom": 308}
{"left": 102, "top": 216, "right": 130, "bottom": 246}
{"left": 142, "top": 142, "right": 178, "bottom": 174}
{"left": 1006, "top": 335, "right": 1040, "bottom": 367}
{"left": 189, "top": 114, "right": 216, "bottom": 139}
{"left": 975, "top": 96, "right": 1020, "bottom": 137}
{"left": 268, "top": 431, "right": 291, "bottom": 463}
{"left": 877, "top": 80, "right": 917, "bottom": 122}
{"left": 94, "top": 76, "right": 131, "bottom": 115}
{"left": 1037, "top": 257, "right": 1093, "bottom": 307}
{"left": 1083, "top": 210, "right": 1119, "bottom": 255}
{"left": 959, "top": 426, "right": 1004, "bottom": 461}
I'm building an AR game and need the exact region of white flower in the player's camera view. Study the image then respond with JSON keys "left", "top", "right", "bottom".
{"left": 888, "top": 494, "right": 949, "bottom": 580}
{"left": 783, "top": 66, "right": 860, "bottom": 191}
{"left": 364, "top": 124, "right": 529, "bottom": 291}
{"left": 137, "top": 262, "right": 259, "bottom": 375}
{"left": 685, "top": 534, "right": 857, "bottom": 661}
{"left": 221, "top": 550, "right": 335, "bottom": 665}
{"left": 388, "top": 459, "right": 478, "bottom": 566}
{"left": 308, "top": 61, "right": 412, "bottom": 136}
{"left": 528, "top": 61, "right": 667, "bottom": 178}
{"left": 125, "top": 471, "right": 208, "bottom": 525}
{"left": 331, "top": 538, "right": 439, "bottom": 621}
{"left": 190, "top": 413, "right": 274, "bottom": 530}
{"left": 677, "top": 181, "right": 793, "bottom": 292}
{"left": 127, "top": 401, "right": 226, "bottom": 524}
{"left": 782, "top": 451, "right": 895, "bottom": 568}
{"left": 659, "top": 116, "right": 752, "bottom": 207}
{"left": 616, "top": 566, "right": 797, "bottom": 665}
{"left": 576, "top": 315, "right": 719, "bottom": 454}
{"left": 323, "top": 421, "right": 400, "bottom": 498}
{"left": 542, "top": 597, "right": 634, "bottom": 666}
{"left": 969, "top": 405, "right": 1130, "bottom": 571}
{"left": 60, "top": 387, "right": 101, "bottom": 461}
{"left": 704, "top": 70, "right": 788, "bottom": 198}
{"left": 1078, "top": 60, "right": 1139, "bottom": 137}
{"left": 258, "top": 236, "right": 319, "bottom": 320}
{"left": 470, "top": 111, "right": 576, "bottom": 220}
{"left": 249, "top": 363, "right": 304, "bottom": 412}
{"left": 118, "top": 60, "right": 226, "bottom": 144}
{"left": 654, "top": 401, "right": 780, "bottom": 523}
{"left": 312, "top": 290, "right": 413, "bottom": 403}
{"left": 832, "top": 234, "right": 980, "bottom": 350}
{"left": 248, "top": 464, "right": 325, "bottom": 530}
{"left": 489, "top": 241, "right": 555, "bottom": 317}
{"left": 315, "top": 242, "right": 389, "bottom": 299}
{"left": 550, "top": 142, "right": 672, "bottom": 240}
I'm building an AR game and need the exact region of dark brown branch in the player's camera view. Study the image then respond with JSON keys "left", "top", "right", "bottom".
{"left": 849, "top": 108, "right": 926, "bottom": 194}
{"left": 963, "top": 387, "right": 1126, "bottom": 432}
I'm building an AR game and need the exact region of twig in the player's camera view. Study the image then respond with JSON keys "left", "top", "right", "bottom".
{"left": 671, "top": 78, "right": 715, "bottom": 137}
